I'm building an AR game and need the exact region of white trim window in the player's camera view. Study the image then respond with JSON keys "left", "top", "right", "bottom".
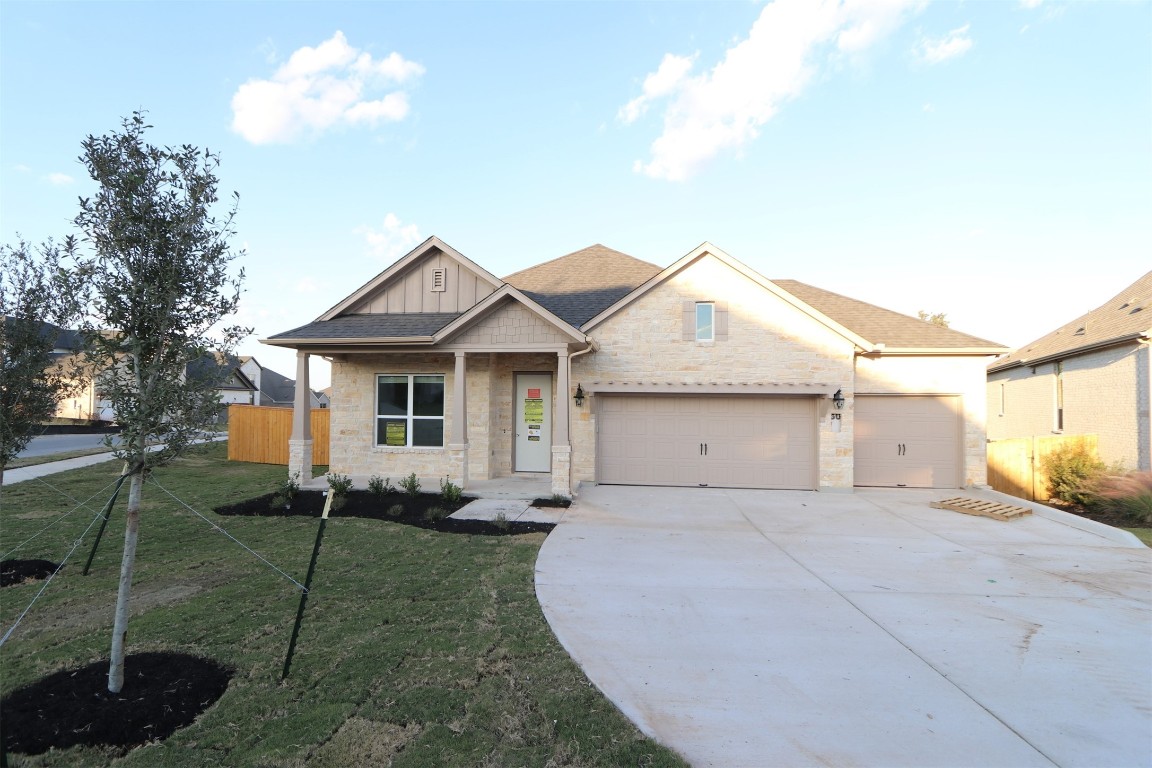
{"left": 376, "top": 374, "right": 445, "bottom": 447}
{"left": 696, "top": 302, "right": 715, "bottom": 342}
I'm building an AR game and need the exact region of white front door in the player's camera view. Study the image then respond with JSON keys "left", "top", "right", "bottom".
{"left": 514, "top": 373, "right": 552, "bottom": 472}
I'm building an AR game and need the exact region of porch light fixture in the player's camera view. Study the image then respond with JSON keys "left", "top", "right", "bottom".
{"left": 573, "top": 384, "right": 586, "bottom": 408}
{"left": 832, "top": 389, "right": 845, "bottom": 409}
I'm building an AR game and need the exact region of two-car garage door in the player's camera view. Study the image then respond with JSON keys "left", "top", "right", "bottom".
{"left": 598, "top": 395, "right": 815, "bottom": 490}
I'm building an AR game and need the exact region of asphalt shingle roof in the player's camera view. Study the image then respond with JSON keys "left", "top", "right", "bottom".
{"left": 267, "top": 313, "right": 462, "bottom": 341}
{"left": 504, "top": 245, "right": 662, "bottom": 327}
{"left": 989, "top": 270, "right": 1152, "bottom": 371}
{"left": 772, "top": 280, "right": 1005, "bottom": 349}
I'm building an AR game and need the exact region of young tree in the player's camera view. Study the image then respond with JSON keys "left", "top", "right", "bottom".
{"left": 74, "top": 112, "right": 249, "bottom": 693}
{"left": 0, "top": 239, "right": 86, "bottom": 489}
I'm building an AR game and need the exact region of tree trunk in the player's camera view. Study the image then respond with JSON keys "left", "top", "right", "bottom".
{"left": 107, "top": 469, "right": 143, "bottom": 694}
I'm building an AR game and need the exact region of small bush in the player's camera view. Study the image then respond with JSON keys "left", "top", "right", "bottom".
{"left": 399, "top": 472, "right": 421, "bottom": 496}
{"left": 551, "top": 493, "right": 570, "bottom": 506}
{"left": 1041, "top": 442, "right": 1105, "bottom": 506}
{"left": 269, "top": 493, "right": 288, "bottom": 510}
{"left": 440, "top": 477, "right": 462, "bottom": 503}
{"left": 326, "top": 473, "right": 353, "bottom": 496}
{"left": 492, "top": 511, "right": 509, "bottom": 530}
{"left": 1097, "top": 472, "right": 1152, "bottom": 525}
{"left": 281, "top": 472, "right": 300, "bottom": 501}
{"left": 385, "top": 504, "right": 405, "bottom": 517}
{"left": 424, "top": 506, "right": 448, "bottom": 521}
{"left": 368, "top": 475, "right": 393, "bottom": 496}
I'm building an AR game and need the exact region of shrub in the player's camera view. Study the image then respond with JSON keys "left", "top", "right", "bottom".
{"left": 1041, "top": 442, "right": 1105, "bottom": 506}
{"left": 1097, "top": 472, "right": 1152, "bottom": 525}
{"left": 326, "top": 473, "right": 353, "bottom": 496}
{"left": 399, "top": 472, "right": 421, "bottom": 496}
{"left": 440, "top": 477, "right": 462, "bottom": 503}
{"left": 385, "top": 503, "right": 405, "bottom": 517}
{"left": 281, "top": 472, "right": 300, "bottom": 501}
{"left": 492, "top": 511, "right": 509, "bottom": 531}
{"left": 551, "top": 493, "right": 570, "bottom": 506}
{"left": 424, "top": 505, "right": 448, "bottom": 521}
{"left": 368, "top": 475, "right": 393, "bottom": 497}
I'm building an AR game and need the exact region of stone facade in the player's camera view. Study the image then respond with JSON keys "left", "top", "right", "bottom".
{"left": 987, "top": 343, "right": 1152, "bottom": 471}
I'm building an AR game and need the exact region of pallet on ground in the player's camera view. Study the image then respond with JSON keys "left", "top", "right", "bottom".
{"left": 930, "top": 496, "right": 1032, "bottom": 521}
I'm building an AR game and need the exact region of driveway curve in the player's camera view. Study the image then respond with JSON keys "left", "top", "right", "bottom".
{"left": 535, "top": 486, "right": 1151, "bottom": 768}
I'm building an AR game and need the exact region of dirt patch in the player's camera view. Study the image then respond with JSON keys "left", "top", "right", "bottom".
{"left": 214, "top": 491, "right": 556, "bottom": 536}
{"left": 1, "top": 651, "right": 231, "bottom": 757}
{"left": 1, "top": 559, "right": 59, "bottom": 587}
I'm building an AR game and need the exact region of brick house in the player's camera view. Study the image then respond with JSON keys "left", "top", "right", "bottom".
{"left": 987, "top": 270, "right": 1152, "bottom": 471}
{"left": 262, "top": 238, "right": 1006, "bottom": 495}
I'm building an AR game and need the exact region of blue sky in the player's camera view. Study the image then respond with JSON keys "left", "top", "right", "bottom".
{"left": 2, "top": 0, "right": 1149, "bottom": 389}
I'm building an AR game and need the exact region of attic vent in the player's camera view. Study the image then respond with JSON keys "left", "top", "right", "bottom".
{"left": 431, "top": 268, "right": 446, "bottom": 292}
{"left": 1074, "top": 326, "right": 1086, "bottom": 335}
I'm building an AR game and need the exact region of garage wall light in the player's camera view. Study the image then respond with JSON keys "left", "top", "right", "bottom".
{"left": 574, "top": 383, "right": 586, "bottom": 408}
{"left": 832, "top": 389, "right": 845, "bottom": 409}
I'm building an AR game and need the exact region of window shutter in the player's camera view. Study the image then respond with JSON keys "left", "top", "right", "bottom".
{"left": 715, "top": 302, "right": 729, "bottom": 341}
{"left": 683, "top": 301, "right": 696, "bottom": 341}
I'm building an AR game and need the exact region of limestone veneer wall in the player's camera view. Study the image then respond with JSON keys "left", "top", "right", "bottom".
{"left": 572, "top": 255, "right": 857, "bottom": 490}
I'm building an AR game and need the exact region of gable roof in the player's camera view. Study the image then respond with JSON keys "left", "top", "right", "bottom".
{"left": 989, "top": 270, "right": 1152, "bottom": 372}
{"left": 266, "top": 313, "right": 462, "bottom": 344}
{"left": 773, "top": 280, "right": 1005, "bottom": 351}
{"left": 504, "top": 245, "right": 661, "bottom": 327}
{"left": 186, "top": 352, "right": 257, "bottom": 391}
{"left": 258, "top": 366, "right": 298, "bottom": 404}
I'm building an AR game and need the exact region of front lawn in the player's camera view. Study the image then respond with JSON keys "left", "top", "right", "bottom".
{"left": 0, "top": 443, "right": 686, "bottom": 767}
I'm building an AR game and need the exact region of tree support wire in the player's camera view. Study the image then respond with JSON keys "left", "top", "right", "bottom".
{"left": 1, "top": 475, "right": 123, "bottom": 561}
{"left": 148, "top": 476, "right": 306, "bottom": 592}
{"left": 282, "top": 491, "right": 333, "bottom": 680}
{"left": 82, "top": 472, "right": 130, "bottom": 575}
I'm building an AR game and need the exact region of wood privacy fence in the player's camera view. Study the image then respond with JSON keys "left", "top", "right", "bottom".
{"left": 227, "top": 405, "right": 330, "bottom": 465}
{"left": 987, "top": 434, "right": 1098, "bottom": 502}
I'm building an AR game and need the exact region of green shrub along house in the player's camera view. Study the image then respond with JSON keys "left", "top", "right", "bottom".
{"left": 263, "top": 237, "right": 1007, "bottom": 497}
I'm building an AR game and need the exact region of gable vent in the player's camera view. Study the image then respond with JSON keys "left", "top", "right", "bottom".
{"left": 431, "top": 267, "right": 447, "bottom": 292}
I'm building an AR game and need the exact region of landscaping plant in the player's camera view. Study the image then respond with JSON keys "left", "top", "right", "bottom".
{"left": 440, "top": 476, "right": 463, "bottom": 503}
{"left": 326, "top": 472, "right": 353, "bottom": 509}
{"left": 1041, "top": 441, "right": 1106, "bottom": 507}
{"left": 399, "top": 472, "right": 421, "bottom": 496}
{"left": 1097, "top": 471, "right": 1152, "bottom": 525}
{"left": 367, "top": 474, "right": 393, "bottom": 497}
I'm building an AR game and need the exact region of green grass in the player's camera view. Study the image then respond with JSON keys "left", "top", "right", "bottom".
{"left": 1122, "top": 527, "right": 1152, "bottom": 547}
{"left": 0, "top": 443, "right": 686, "bottom": 767}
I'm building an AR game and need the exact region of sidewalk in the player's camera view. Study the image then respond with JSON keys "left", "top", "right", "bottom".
{"left": 3, "top": 436, "right": 227, "bottom": 486}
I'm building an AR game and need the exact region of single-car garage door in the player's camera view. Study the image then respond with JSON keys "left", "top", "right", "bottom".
{"left": 854, "top": 395, "right": 960, "bottom": 488}
{"left": 598, "top": 395, "right": 815, "bottom": 489}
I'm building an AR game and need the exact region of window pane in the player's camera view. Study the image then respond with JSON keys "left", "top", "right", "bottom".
{"left": 696, "top": 303, "right": 714, "bottom": 341}
{"left": 378, "top": 419, "right": 407, "bottom": 446}
{"left": 413, "top": 419, "right": 443, "bottom": 447}
{"left": 413, "top": 376, "right": 444, "bottom": 416}
{"left": 378, "top": 376, "right": 408, "bottom": 416}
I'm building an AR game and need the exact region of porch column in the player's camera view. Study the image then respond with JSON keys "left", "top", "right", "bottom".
{"left": 551, "top": 350, "right": 572, "bottom": 497}
{"left": 288, "top": 350, "right": 313, "bottom": 484}
{"left": 447, "top": 351, "right": 469, "bottom": 487}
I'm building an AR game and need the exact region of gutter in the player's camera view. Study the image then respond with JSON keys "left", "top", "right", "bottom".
{"left": 988, "top": 330, "right": 1151, "bottom": 373}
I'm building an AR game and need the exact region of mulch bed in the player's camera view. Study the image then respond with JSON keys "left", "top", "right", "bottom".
{"left": 1, "top": 652, "right": 231, "bottom": 757}
{"left": 214, "top": 490, "right": 555, "bottom": 536}
{"left": 1, "top": 559, "right": 59, "bottom": 588}
{"left": 1047, "top": 500, "right": 1143, "bottom": 529}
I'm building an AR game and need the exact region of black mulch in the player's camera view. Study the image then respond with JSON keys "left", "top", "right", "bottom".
{"left": 1, "top": 559, "right": 59, "bottom": 588}
{"left": 1, "top": 652, "right": 231, "bottom": 757}
{"left": 1048, "top": 500, "right": 1144, "bottom": 529}
{"left": 214, "top": 490, "right": 556, "bottom": 536}
{"left": 531, "top": 497, "right": 572, "bottom": 508}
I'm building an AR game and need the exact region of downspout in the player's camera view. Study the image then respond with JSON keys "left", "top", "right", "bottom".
{"left": 567, "top": 338, "right": 597, "bottom": 401}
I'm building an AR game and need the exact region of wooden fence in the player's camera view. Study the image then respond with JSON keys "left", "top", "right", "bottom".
{"left": 227, "top": 405, "right": 330, "bottom": 465}
{"left": 987, "top": 434, "right": 1098, "bottom": 502}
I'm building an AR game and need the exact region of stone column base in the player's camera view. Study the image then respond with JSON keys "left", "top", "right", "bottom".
{"left": 447, "top": 443, "right": 469, "bottom": 489}
{"left": 288, "top": 439, "right": 314, "bottom": 485}
{"left": 550, "top": 446, "right": 572, "bottom": 498}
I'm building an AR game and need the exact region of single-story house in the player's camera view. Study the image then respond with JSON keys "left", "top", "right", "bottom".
{"left": 987, "top": 270, "right": 1152, "bottom": 471}
{"left": 262, "top": 238, "right": 1007, "bottom": 496}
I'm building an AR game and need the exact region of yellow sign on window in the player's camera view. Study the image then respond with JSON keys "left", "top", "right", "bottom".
{"left": 385, "top": 422, "right": 406, "bottom": 446}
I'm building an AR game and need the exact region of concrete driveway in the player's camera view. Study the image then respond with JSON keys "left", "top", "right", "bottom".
{"left": 534, "top": 486, "right": 1152, "bottom": 768}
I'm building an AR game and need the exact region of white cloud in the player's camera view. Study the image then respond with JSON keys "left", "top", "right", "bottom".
{"left": 46, "top": 172, "right": 74, "bottom": 185}
{"left": 15, "top": 164, "right": 31, "bottom": 173}
{"left": 355, "top": 213, "right": 422, "bottom": 262}
{"left": 916, "top": 24, "right": 973, "bottom": 65}
{"left": 622, "top": 0, "right": 926, "bottom": 181}
{"left": 231, "top": 31, "right": 424, "bottom": 145}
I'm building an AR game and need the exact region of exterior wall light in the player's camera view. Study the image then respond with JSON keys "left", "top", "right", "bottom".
{"left": 574, "top": 383, "right": 586, "bottom": 408}
{"left": 832, "top": 389, "right": 845, "bottom": 409}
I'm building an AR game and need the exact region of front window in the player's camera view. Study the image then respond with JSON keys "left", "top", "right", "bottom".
{"left": 696, "top": 302, "right": 714, "bottom": 342}
{"left": 376, "top": 374, "right": 444, "bottom": 447}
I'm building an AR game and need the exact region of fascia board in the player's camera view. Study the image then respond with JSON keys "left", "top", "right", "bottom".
{"left": 582, "top": 241, "right": 875, "bottom": 350}
{"left": 433, "top": 285, "right": 587, "bottom": 344}
{"left": 987, "top": 331, "right": 1150, "bottom": 373}
{"left": 259, "top": 336, "right": 435, "bottom": 347}
{"left": 316, "top": 236, "right": 504, "bottom": 322}
{"left": 871, "top": 347, "right": 1011, "bottom": 356}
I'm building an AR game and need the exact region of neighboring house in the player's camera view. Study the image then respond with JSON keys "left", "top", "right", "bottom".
{"left": 186, "top": 353, "right": 258, "bottom": 419}
{"left": 262, "top": 237, "right": 1007, "bottom": 496}
{"left": 240, "top": 355, "right": 324, "bottom": 408}
{"left": 315, "top": 388, "right": 331, "bottom": 408}
{"left": 987, "top": 271, "right": 1152, "bottom": 471}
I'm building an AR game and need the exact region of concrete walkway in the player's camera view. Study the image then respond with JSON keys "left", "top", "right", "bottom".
{"left": 535, "top": 486, "right": 1151, "bottom": 768}
{"left": 3, "top": 436, "right": 227, "bottom": 486}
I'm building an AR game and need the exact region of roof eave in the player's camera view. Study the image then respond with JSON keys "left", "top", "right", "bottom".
{"left": 869, "top": 346, "right": 1011, "bottom": 356}
{"left": 988, "top": 331, "right": 1151, "bottom": 372}
{"left": 259, "top": 336, "right": 436, "bottom": 348}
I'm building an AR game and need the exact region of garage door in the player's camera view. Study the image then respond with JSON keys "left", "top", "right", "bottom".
{"left": 854, "top": 396, "right": 960, "bottom": 488}
{"left": 598, "top": 395, "right": 815, "bottom": 489}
